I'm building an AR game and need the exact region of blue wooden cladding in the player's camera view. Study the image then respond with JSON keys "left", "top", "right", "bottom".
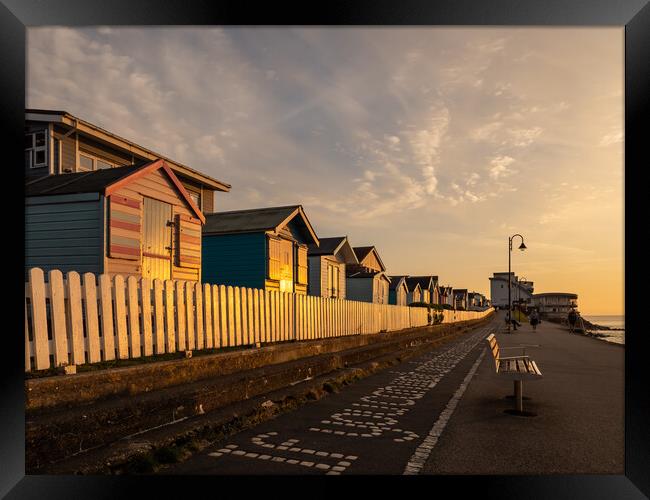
{"left": 25, "top": 194, "right": 103, "bottom": 275}
{"left": 202, "top": 233, "right": 267, "bottom": 289}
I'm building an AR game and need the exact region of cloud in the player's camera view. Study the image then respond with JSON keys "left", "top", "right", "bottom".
{"left": 488, "top": 156, "right": 516, "bottom": 179}
{"left": 599, "top": 130, "right": 623, "bottom": 146}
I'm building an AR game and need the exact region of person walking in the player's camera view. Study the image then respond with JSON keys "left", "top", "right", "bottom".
{"left": 529, "top": 309, "right": 540, "bottom": 331}
{"left": 567, "top": 309, "right": 578, "bottom": 333}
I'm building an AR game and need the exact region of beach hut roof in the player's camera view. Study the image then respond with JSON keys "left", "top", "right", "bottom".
{"left": 307, "top": 236, "right": 359, "bottom": 264}
{"left": 203, "top": 205, "right": 319, "bottom": 245}
{"left": 25, "top": 159, "right": 205, "bottom": 222}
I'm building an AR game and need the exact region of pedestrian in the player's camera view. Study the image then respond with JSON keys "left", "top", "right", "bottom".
{"left": 567, "top": 309, "right": 578, "bottom": 333}
{"left": 529, "top": 309, "right": 540, "bottom": 331}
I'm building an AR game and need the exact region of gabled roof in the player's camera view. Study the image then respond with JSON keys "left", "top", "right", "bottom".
{"left": 388, "top": 276, "right": 408, "bottom": 291}
{"left": 203, "top": 205, "right": 319, "bottom": 245}
{"left": 352, "top": 246, "right": 386, "bottom": 272}
{"left": 407, "top": 276, "right": 437, "bottom": 290}
{"left": 405, "top": 277, "right": 431, "bottom": 291}
{"left": 345, "top": 265, "right": 391, "bottom": 282}
{"left": 406, "top": 281, "right": 422, "bottom": 293}
{"left": 25, "top": 159, "right": 205, "bottom": 222}
{"left": 307, "top": 236, "right": 359, "bottom": 264}
{"left": 26, "top": 108, "right": 230, "bottom": 192}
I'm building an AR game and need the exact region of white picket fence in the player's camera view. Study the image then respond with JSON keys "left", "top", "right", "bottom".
{"left": 24, "top": 268, "right": 492, "bottom": 372}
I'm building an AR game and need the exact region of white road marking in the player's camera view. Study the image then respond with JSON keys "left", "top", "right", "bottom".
{"left": 403, "top": 347, "right": 487, "bottom": 475}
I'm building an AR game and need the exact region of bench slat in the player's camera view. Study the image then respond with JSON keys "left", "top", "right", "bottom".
{"left": 486, "top": 333, "right": 543, "bottom": 378}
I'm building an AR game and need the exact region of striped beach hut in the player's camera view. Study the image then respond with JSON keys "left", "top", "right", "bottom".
{"left": 25, "top": 159, "right": 206, "bottom": 281}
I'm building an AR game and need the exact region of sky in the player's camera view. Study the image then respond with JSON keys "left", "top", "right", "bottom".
{"left": 26, "top": 27, "right": 624, "bottom": 315}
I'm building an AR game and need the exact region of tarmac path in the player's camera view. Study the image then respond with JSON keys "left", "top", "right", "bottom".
{"left": 164, "top": 314, "right": 501, "bottom": 475}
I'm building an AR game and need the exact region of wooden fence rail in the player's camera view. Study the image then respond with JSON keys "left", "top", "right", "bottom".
{"left": 24, "top": 268, "right": 492, "bottom": 372}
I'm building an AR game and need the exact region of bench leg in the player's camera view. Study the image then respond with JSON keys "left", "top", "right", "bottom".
{"left": 514, "top": 380, "right": 523, "bottom": 412}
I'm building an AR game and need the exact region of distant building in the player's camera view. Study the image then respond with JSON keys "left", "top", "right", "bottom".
{"left": 532, "top": 293, "right": 578, "bottom": 319}
{"left": 440, "top": 286, "right": 454, "bottom": 307}
{"left": 307, "top": 236, "right": 358, "bottom": 299}
{"left": 346, "top": 246, "right": 390, "bottom": 304}
{"left": 405, "top": 279, "right": 422, "bottom": 304}
{"left": 489, "top": 272, "right": 534, "bottom": 308}
{"left": 453, "top": 289, "right": 469, "bottom": 310}
{"left": 468, "top": 292, "right": 489, "bottom": 310}
{"left": 406, "top": 276, "right": 437, "bottom": 305}
{"left": 388, "top": 276, "right": 408, "bottom": 306}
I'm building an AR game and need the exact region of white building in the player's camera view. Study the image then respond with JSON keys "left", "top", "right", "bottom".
{"left": 532, "top": 292, "right": 578, "bottom": 319}
{"left": 489, "top": 272, "right": 534, "bottom": 308}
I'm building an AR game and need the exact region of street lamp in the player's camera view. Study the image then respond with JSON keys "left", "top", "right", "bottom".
{"left": 508, "top": 234, "right": 527, "bottom": 333}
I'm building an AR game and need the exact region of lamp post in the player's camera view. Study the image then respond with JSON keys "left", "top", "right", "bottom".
{"left": 508, "top": 234, "right": 527, "bottom": 333}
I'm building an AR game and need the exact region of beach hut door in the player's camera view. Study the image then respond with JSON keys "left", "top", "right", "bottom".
{"left": 142, "top": 197, "right": 172, "bottom": 281}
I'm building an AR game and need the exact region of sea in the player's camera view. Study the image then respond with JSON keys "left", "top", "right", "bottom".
{"left": 582, "top": 315, "right": 625, "bottom": 345}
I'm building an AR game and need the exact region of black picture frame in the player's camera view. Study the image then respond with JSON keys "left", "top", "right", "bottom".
{"left": 2, "top": 1, "right": 647, "bottom": 498}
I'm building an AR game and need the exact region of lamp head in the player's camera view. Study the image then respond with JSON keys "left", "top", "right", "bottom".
{"left": 518, "top": 242, "right": 527, "bottom": 251}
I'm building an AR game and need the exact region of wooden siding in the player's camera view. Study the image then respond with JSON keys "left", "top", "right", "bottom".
{"left": 360, "top": 250, "right": 382, "bottom": 272}
{"left": 25, "top": 195, "right": 103, "bottom": 275}
{"left": 104, "top": 168, "right": 201, "bottom": 281}
{"left": 389, "top": 283, "right": 407, "bottom": 306}
{"left": 373, "top": 276, "right": 389, "bottom": 304}
{"left": 346, "top": 277, "right": 374, "bottom": 303}
{"left": 53, "top": 125, "right": 77, "bottom": 173}
{"left": 202, "top": 190, "right": 215, "bottom": 213}
{"left": 108, "top": 195, "right": 141, "bottom": 260}
{"left": 202, "top": 233, "right": 267, "bottom": 289}
{"left": 307, "top": 256, "right": 321, "bottom": 296}
{"left": 176, "top": 214, "right": 202, "bottom": 269}
{"left": 296, "top": 245, "right": 308, "bottom": 285}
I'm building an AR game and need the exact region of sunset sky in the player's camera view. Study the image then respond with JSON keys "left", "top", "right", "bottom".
{"left": 26, "top": 27, "right": 624, "bottom": 315}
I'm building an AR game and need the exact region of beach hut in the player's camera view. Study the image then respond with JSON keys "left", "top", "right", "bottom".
{"left": 345, "top": 266, "right": 391, "bottom": 304}
{"left": 345, "top": 245, "right": 390, "bottom": 304}
{"left": 201, "top": 205, "right": 319, "bottom": 294}
{"left": 307, "top": 236, "right": 358, "bottom": 299}
{"left": 388, "top": 276, "right": 409, "bottom": 306}
{"left": 25, "top": 159, "right": 205, "bottom": 281}
{"left": 406, "top": 276, "right": 437, "bottom": 305}
{"left": 405, "top": 279, "right": 423, "bottom": 304}
{"left": 453, "top": 289, "right": 469, "bottom": 310}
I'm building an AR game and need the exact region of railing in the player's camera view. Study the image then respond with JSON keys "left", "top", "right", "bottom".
{"left": 24, "top": 268, "right": 492, "bottom": 372}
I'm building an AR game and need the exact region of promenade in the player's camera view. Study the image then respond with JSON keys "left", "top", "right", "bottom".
{"left": 422, "top": 311, "right": 624, "bottom": 474}
{"left": 159, "top": 310, "right": 623, "bottom": 475}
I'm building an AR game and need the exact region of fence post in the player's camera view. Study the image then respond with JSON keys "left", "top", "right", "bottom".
{"left": 195, "top": 282, "right": 204, "bottom": 350}
{"left": 83, "top": 272, "right": 101, "bottom": 363}
{"left": 175, "top": 281, "right": 187, "bottom": 351}
{"left": 99, "top": 273, "right": 115, "bottom": 360}
{"left": 126, "top": 275, "right": 141, "bottom": 359}
{"left": 185, "top": 281, "right": 195, "bottom": 351}
{"left": 141, "top": 278, "right": 153, "bottom": 357}
{"left": 203, "top": 283, "right": 212, "bottom": 349}
{"left": 153, "top": 279, "right": 165, "bottom": 355}
{"left": 113, "top": 275, "right": 129, "bottom": 359}
{"left": 67, "top": 271, "right": 86, "bottom": 365}
{"left": 164, "top": 279, "right": 176, "bottom": 353}
{"left": 48, "top": 269, "right": 69, "bottom": 367}
{"left": 28, "top": 268, "right": 50, "bottom": 370}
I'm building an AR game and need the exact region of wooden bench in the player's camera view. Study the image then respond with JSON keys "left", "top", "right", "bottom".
{"left": 486, "top": 333, "right": 542, "bottom": 413}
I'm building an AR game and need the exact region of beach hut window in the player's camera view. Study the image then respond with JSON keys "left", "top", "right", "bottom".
{"left": 79, "top": 154, "right": 94, "bottom": 171}
{"left": 25, "top": 130, "right": 48, "bottom": 168}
